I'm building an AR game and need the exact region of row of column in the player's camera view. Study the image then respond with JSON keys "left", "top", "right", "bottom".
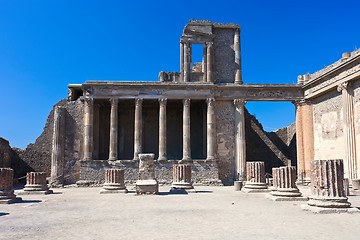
{"left": 180, "top": 41, "right": 213, "bottom": 83}
{"left": 83, "top": 98, "right": 219, "bottom": 162}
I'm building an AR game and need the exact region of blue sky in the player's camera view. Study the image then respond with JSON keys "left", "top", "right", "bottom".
{"left": 0, "top": 0, "right": 359, "bottom": 148}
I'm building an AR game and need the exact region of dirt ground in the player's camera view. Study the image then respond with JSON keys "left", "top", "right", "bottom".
{"left": 1, "top": 185, "right": 360, "bottom": 240}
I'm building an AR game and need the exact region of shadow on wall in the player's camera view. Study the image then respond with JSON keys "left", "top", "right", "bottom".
{"left": 245, "top": 108, "right": 297, "bottom": 174}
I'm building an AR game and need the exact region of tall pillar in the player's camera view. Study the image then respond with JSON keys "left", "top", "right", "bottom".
{"left": 202, "top": 43, "right": 207, "bottom": 82}
{"left": 294, "top": 100, "right": 314, "bottom": 182}
{"left": 234, "top": 99, "right": 246, "bottom": 181}
{"left": 234, "top": 28, "right": 242, "bottom": 84}
{"left": 51, "top": 106, "right": 66, "bottom": 187}
{"left": 109, "top": 98, "right": 119, "bottom": 160}
{"left": 207, "top": 42, "right": 213, "bottom": 83}
{"left": 180, "top": 42, "right": 184, "bottom": 81}
{"left": 83, "top": 98, "right": 94, "bottom": 161}
{"left": 182, "top": 99, "right": 191, "bottom": 162}
{"left": 183, "top": 42, "right": 190, "bottom": 82}
{"left": 133, "top": 98, "right": 143, "bottom": 161}
{"left": 206, "top": 98, "right": 216, "bottom": 161}
{"left": 158, "top": 98, "right": 167, "bottom": 161}
{"left": 338, "top": 82, "right": 358, "bottom": 180}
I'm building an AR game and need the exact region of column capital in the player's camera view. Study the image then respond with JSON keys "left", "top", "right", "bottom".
{"left": 158, "top": 98, "right": 167, "bottom": 105}
{"left": 84, "top": 98, "right": 94, "bottom": 106}
{"left": 292, "top": 99, "right": 312, "bottom": 106}
{"left": 206, "top": 98, "right": 215, "bottom": 106}
{"left": 206, "top": 42, "right": 213, "bottom": 48}
{"left": 234, "top": 99, "right": 246, "bottom": 107}
{"left": 337, "top": 81, "right": 352, "bottom": 92}
{"left": 135, "top": 98, "right": 143, "bottom": 106}
{"left": 109, "top": 98, "right": 119, "bottom": 105}
{"left": 183, "top": 99, "right": 191, "bottom": 106}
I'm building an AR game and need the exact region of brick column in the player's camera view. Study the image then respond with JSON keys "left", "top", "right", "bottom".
{"left": 242, "top": 161, "right": 268, "bottom": 193}
{"left": 183, "top": 42, "right": 190, "bottom": 82}
{"left": 234, "top": 28, "right": 242, "bottom": 84}
{"left": 268, "top": 166, "right": 306, "bottom": 201}
{"left": 338, "top": 82, "right": 358, "bottom": 181}
{"left": 182, "top": 99, "right": 192, "bottom": 162}
{"left": 133, "top": 98, "right": 143, "bottom": 161}
{"left": 171, "top": 164, "right": 194, "bottom": 192}
{"left": 100, "top": 169, "right": 127, "bottom": 194}
{"left": 206, "top": 42, "right": 213, "bottom": 83}
{"left": 50, "top": 106, "right": 65, "bottom": 187}
{"left": 206, "top": 98, "right": 216, "bottom": 161}
{"left": 20, "top": 172, "right": 53, "bottom": 194}
{"left": 109, "top": 98, "right": 119, "bottom": 160}
{"left": 83, "top": 98, "right": 94, "bottom": 161}
{"left": 0, "top": 168, "right": 22, "bottom": 204}
{"left": 302, "top": 159, "right": 358, "bottom": 213}
{"left": 234, "top": 99, "right": 246, "bottom": 182}
{"left": 158, "top": 98, "right": 167, "bottom": 161}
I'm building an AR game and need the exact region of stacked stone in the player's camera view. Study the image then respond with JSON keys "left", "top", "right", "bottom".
{"left": 302, "top": 159, "right": 358, "bottom": 213}
{"left": 0, "top": 168, "right": 22, "bottom": 204}
{"left": 170, "top": 164, "right": 195, "bottom": 193}
{"left": 135, "top": 153, "right": 158, "bottom": 194}
{"left": 267, "top": 166, "right": 306, "bottom": 201}
{"left": 19, "top": 172, "right": 53, "bottom": 195}
{"left": 100, "top": 169, "right": 127, "bottom": 194}
{"left": 242, "top": 161, "right": 269, "bottom": 193}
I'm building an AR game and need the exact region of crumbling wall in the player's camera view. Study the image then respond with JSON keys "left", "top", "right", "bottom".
{"left": 0, "top": 138, "right": 12, "bottom": 168}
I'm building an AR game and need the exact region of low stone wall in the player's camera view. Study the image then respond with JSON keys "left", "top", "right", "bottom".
{"left": 78, "top": 160, "right": 222, "bottom": 186}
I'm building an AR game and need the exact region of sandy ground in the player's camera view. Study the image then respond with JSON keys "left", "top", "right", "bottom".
{"left": 1, "top": 185, "right": 360, "bottom": 240}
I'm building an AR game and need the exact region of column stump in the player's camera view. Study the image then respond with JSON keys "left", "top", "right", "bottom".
{"left": 242, "top": 162, "right": 269, "bottom": 193}
{"left": 136, "top": 154, "right": 158, "bottom": 195}
{"left": 170, "top": 164, "right": 195, "bottom": 194}
{"left": 19, "top": 172, "right": 53, "bottom": 195}
{"left": 301, "top": 159, "right": 359, "bottom": 213}
{"left": 266, "top": 166, "right": 307, "bottom": 201}
{"left": 0, "top": 168, "right": 22, "bottom": 204}
{"left": 100, "top": 169, "right": 128, "bottom": 194}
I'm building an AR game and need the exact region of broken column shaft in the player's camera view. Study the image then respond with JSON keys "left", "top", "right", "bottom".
{"left": 0, "top": 168, "right": 22, "bottom": 204}
{"left": 242, "top": 161, "right": 268, "bottom": 193}
{"left": 100, "top": 169, "right": 128, "bottom": 194}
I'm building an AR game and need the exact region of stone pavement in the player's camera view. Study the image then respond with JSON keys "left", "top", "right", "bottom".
{"left": 1, "top": 185, "right": 360, "bottom": 240}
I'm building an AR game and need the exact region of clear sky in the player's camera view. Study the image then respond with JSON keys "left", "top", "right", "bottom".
{"left": 1, "top": 0, "right": 359, "bottom": 149}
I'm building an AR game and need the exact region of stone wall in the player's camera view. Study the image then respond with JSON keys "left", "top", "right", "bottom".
{"left": 0, "top": 138, "right": 12, "bottom": 168}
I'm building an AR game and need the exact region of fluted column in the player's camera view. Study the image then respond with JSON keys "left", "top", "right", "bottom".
{"left": 133, "top": 98, "right": 143, "bottom": 161}
{"left": 206, "top": 98, "right": 216, "bottom": 161}
{"left": 158, "top": 98, "right": 167, "bottom": 161}
{"left": 272, "top": 167, "right": 280, "bottom": 191}
{"left": 109, "top": 98, "right": 119, "bottom": 160}
{"left": 83, "top": 98, "right": 94, "bottom": 161}
{"left": 242, "top": 161, "right": 268, "bottom": 192}
{"left": 269, "top": 166, "right": 304, "bottom": 199}
{"left": 234, "top": 99, "right": 246, "bottom": 181}
{"left": 182, "top": 99, "right": 192, "bottom": 162}
{"left": 338, "top": 82, "right": 358, "bottom": 180}
{"left": 0, "top": 168, "right": 21, "bottom": 203}
{"left": 171, "top": 164, "right": 194, "bottom": 191}
{"left": 207, "top": 42, "right": 213, "bottom": 83}
{"left": 51, "top": 106, "right": 65, "bottom": 187}
{"left": 21, "top": 172, "right": 52, "bottom": 194}
{"left": 183, "top": 42, "right": 190, "bottom": 82}
{"left": 202, "top": 43, "right": 207, "bottom": 82}
{"left": 100, "top": 169, "right": 127, "bottom": 193}
{"left": 234, "top": 28, "right": 242, "bottom": 84}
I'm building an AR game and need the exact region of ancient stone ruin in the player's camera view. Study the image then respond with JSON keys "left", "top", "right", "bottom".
{"left": 100, "top": 169, "right": 128, "bottom": 194}
{"left": 170, "top": 164, "right": 195, "bottom": 193}
{"left": 242, "top": 161, "right": 269, "bottom": 193}
{"left": 18, "top": 172, "right": 53, "bottom": 195}
{"left": 135, "top": 153, "right": 158, "bottom": 194}
{"left": 0, "top": 168, "right": 22, "bottom": 204}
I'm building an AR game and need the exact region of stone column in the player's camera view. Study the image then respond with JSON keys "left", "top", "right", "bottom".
{"left": 183, "top": 42, "right": 190, "bottom": 82}
{"left": 242, "top": 161, "right": 268, "bottom": 193}
{"left": 133, "top": 98, "right": 143, "bottom": 161}
{"left": 234, "top": 28, "right": 242, "bottom": 84}
{"left": 294, "top": 100, "right": 314, "bottom": 182}
{"left": 100, "top": 169, "right": 127, "bottom": 194}
{"left": 207, "top": 42, "right": 213, "bottom": 83}
{"left": 136, "top": 153, "right": 158, "bottom": 194}
{"left": 158, "top": 98, "right": 167, "bottom": 161}
{"left": 0, "top": 168, "right": 21, "bottom": 204}
{"left": 268, "top": 166, "right": 306, "bottom": 201}
{"left": 170, "top": 164, "right": 195, "bottom": 192}
{"left": 302, "top": 159, "right": 357, "bottom": 213}
{"left": 338, "top": 82, "right": 358, "bottom": 180}
{"left": 182, "top": 99, "right": 192, "bottom": 162}
{"left": 20, "top": 172, "right": 53, "bottom": 194}
{"left": 180, "top": 42, "right": 184, "bottom": 81}
{"left": 202, "top": 43, "right": 207, "bottom": 82}
{"left": 206, "top": 98, "right": 216, "bottom": 161}
{"left": 83, "top": 98, "right": 94, "bottom": 161}
{"left": 234, "top": 99, "right": 246, "bottom": 182}
{"left": 51, "top": 106, "right": 65, "bottom": 187}
{"left": 109, "top": 98, "right": 119, "bottom": 160}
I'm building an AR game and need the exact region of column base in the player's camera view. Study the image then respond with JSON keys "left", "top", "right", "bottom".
{"left": 18, "top": 190, "right": 53, "bottom": 195}
{"left": 301, "top": 204, "right": 360, "bottom": 214}
{"left": 157, "top": 157, "right": 168, "bottom": 163}
{"left": 266, "top": 193, "right": 307, "bottom": 202}
{"left": 242, "top": 182, "right": 270, "bottom": 193}
{"left": 180, "top": 158, "right": 192, "bottom": 163}
{"left": 136, "top": 179, "right": 159, "bottom": 195}
{"left": 307, "top": 196, "right": 352, "bottom": 208}
{"left": 100, "top": 189, "right": 128, "bottom": 194}
{"left": 0, "top": 190, "right": 22, "bottom": 204}
{"left": 0, "top": 197, "right": 22, "bottom": 204}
